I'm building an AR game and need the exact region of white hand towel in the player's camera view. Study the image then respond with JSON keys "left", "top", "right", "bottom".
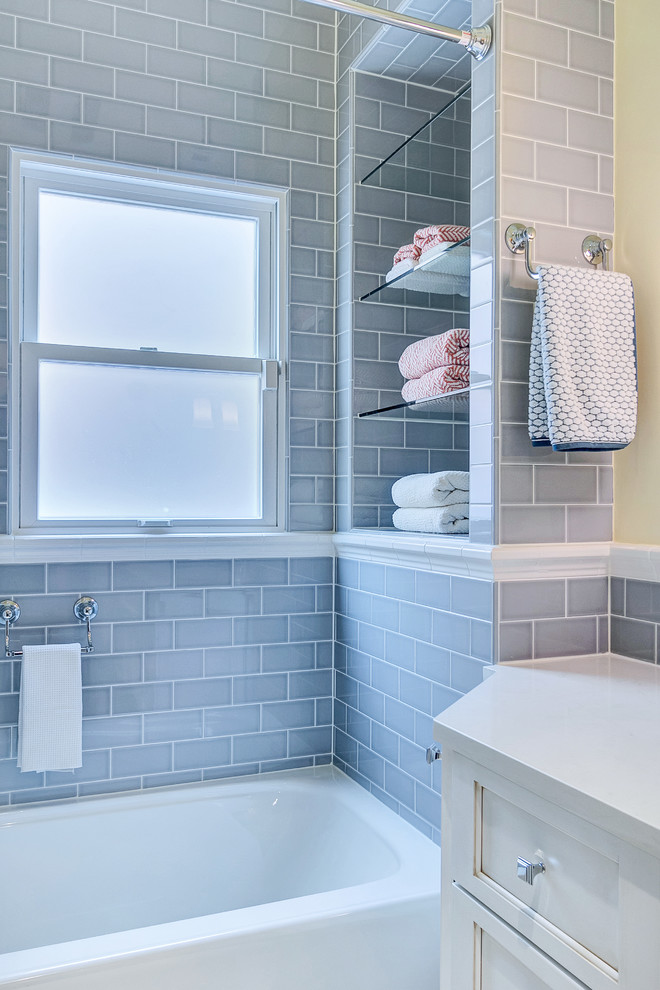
{"left": 18, "top": 644, "right": 83, "bottom": 773}
{"left": 392, "top": 505, "right": 469, "bottom": 535}
{"left": 392, "top": 471, "right": 469, "bottom": 509}
{"left": 528, "top": 265, "right": 637, "bottom": 451}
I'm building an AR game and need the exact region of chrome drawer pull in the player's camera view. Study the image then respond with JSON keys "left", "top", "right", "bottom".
{"left": 516, "top": 857, "right": 545, "bottom": 885}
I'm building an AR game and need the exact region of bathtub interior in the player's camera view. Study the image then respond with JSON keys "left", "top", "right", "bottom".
{"left": 0, "top": 766, "right": 419, "bottom": 957}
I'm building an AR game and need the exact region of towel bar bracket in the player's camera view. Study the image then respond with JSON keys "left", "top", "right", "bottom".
{"left": 1, "top": 601, "right": 21, "bottom": 658}
{"left": 505, "top": 223, "right": 539, "bottom": 280}
{"left": 582, "top": 234, "right": 613, "bottom": 271}
{"left": 1, "top": 596, "right": 98, "bottom": 658}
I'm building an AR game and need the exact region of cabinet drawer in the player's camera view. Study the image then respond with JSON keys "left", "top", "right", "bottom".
{"left": 481, "top": 786, "right": 618, "bottom": 968}
{"left": 450, "top": 754, "right": 620, "bottom": 987}
{"left": 443, "top": 885, "right": 589, "bottom": 990}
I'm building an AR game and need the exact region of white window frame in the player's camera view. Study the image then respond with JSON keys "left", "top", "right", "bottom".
{"left": 10, "top": 150, "right": 287, "bottom": 536}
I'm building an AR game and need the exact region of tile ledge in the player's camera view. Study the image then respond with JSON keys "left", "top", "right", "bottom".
{"left": 0, "top": 532, "right": 336, "bottom": 564}
{"left": 333, "top": 530, "right": 493, "bottom": 578}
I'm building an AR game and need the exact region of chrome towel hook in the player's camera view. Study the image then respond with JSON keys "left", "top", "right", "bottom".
{"left": 1, "top": 596, "right": 99, "bottom": 657}
{"left": 505, "top": 223, "right": 539, "bottom": 280}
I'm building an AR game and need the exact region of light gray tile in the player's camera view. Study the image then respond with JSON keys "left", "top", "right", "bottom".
{"left": 568, "top": 188, "right": 613, "bottom": 231}
{"left": 84, "top": 31, "right": 146, "bottom": 72}
{"left": 501, "top": 94, "right": 567, "bottom": 145}
{"left": 115, "top": 131, "right": 176, "bottom": 168}
{"left": 534, "top": 465, "right": 598, "bottom": 504}
{"left": 537, "top": 62, "right": 599, "bottom": 114}
{"left": 147, "top": 43, "right": 204, "bottom": 82}
{"left": 502, "top": 176, "right": 567, "bottom": 226}
{"left": 51, "top": 0, "right": 115, "bottom": 32}
{"left": 116, "top": 69, "right": 176, "bottom": 107}
{"left": 611, "top": 615, "right": 655, "bottom": 663}
{"left": 147, "top": 106, "right": 205, "bottom": 142}
{"left": 236, "top": 34, "right": 290, "bottom": 73}
{"left": 566, "top": 505, "right": 612, "bottom": 542}
{"left": 177, "top": 142, "right": 235, "bottom": 179}
{"left": 503, "top": 12, "right": 568, "bottom": 64}
{"left": 567, "top": 578, "right": 608, "bottom": 616}
{"left": 177, "top": 21, "right": 233, "bottom": 59}
{"left": 536, "top": 143, "right": 599, "bottom": 191}
{"left": 177, "top": 80, "right": 233, "bottom": 117}
{"left": 0, "top": 0, "right": 47, "bottom": 14}
{"left": 116, "top": 8, "right": 176, "bottom": 47}
{"left": 208, "top": 117, "right": 263, "bottom": 153}
{"left": 538, "top": 0, "right": 599, "bottom": 32}
{"left": 16, "top": 83, "right": 81, "bottom": 121}
{"left": 501, "top": 580, "right": 566, "bottom": 621}
{"left": 568, "top": 109, "right": 613, "bottom": 154}
{"left": 48, "top": 561, "right": 111, "bottom": 592}
{"left": 207, "top": 57, "right": 263, "bottom": 96}
{"left": 50, "top": 56, "right": 113, "bottom": 95}
{"left": 0, "top": 46, "right": 49, "bottom": 85}
{"left": 569, "top": 30, "right": 613, "bottom": 77}
{"left": 50, "top": 119, "right": 113, "bottom": 156}
{"left": 148, "top": 0, "right": 206, "bottom": 21}
{"left": 0, "top": 109, "right": 48, "bottom": 147}
{"left": 83, "top": 95, "right": 145, "bottom": 132}
{"left": 500, "top": 505, "right": 566, "bottom": 543}
{"left": 534, "top": 616, "right": 598, "bottom": 658}
{"left": 17, "top": 18, "right": 82, "bottom": 59}
{"left": 209, "top": 0, "right": 263, "bottom": 35}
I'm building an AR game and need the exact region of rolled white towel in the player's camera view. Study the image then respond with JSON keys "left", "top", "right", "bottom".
{"left": 392, "top": 471, "right": 469, "bottom": 509}
{"left": 392, "top": 505, "right": 469, "bottom": 535}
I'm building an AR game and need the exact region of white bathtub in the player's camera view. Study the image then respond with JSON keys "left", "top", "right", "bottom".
{"left": 0, "top": 766, "right": 441, "bottom": 989}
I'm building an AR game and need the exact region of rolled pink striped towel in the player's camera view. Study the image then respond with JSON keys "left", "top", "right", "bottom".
{"left": 393, "top": 243, "right": 421, "bottom": 266}
{"left": 398, "top": 328, "right": 469, "bottom": 379}
{"left": 413, "top": 224, "right": 470, "bottom": 254}
{"left": 401, "top": 365, "right": 469, "bottom": 403}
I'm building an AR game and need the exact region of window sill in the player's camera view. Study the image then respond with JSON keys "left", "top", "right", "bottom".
{"left": 0, "top": 531, "right": 336, "bottom": 564}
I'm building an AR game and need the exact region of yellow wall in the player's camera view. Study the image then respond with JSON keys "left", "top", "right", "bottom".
{"left": 613, "top": 0, "right": 660, "bottom": 543}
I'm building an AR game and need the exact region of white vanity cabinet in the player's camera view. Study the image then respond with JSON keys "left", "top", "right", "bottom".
{"left": 433, "top": 654, "right": 660, "bottom": 990}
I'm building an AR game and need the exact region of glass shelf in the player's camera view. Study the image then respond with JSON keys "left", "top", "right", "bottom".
{"left": 360, "top": 237, "right": 470, "bottom": 301}
{"left": 357, "top": 386, "right": 470, "bottom": 421}
{"left": 360, "top": 81, "right": 471, "bottom": 189}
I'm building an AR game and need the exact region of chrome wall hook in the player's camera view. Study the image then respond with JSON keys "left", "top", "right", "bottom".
{"left": 582, "top": 234, "right": 612, "bottom": 271}
{"left": 505, "top": 223, "right": 539, "bottom": 280}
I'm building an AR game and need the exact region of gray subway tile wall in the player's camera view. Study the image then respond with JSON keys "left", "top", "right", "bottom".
{"left": 0, "top": 0, "right": 336, "bottom": 533}
{"left": 335, "top": 555, "right": 494, "bottom": 841}
{"left": 610, "top": 577, "right": 660, "bottom": 664}
{"left": 0, "top": 556, "right": 333, "bottom": 804}
{"left": 498, "top": 576, "right": 609, "bottom": 661}
{"left": 497, "top": 0, "right": 615, "bottom": 544}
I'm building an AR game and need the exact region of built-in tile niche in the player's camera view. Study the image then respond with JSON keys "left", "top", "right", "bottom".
{"left": 351, "top": 66, "right": 472, "bottom": 529}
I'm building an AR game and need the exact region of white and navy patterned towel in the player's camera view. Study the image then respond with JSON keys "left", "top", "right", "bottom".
{"left": 528, "top": 265, "right": 637, "bottom": 451}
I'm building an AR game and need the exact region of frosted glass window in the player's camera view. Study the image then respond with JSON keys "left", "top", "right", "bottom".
{"left": 36, "top": 192, "right": 258, "bottom": 358}
{"left": 37, "top": 362, "right": 262, "bottom": 521}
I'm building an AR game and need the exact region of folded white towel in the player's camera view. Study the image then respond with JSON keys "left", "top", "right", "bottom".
{"left": 392, "top": 505, "right": 469, "bottom": 535}
{"left": 528, "top": 265, "right": 637, "bottom": 450}
{"left": 18, "top": 644, "right": 82, "bottom": 773}
{"left": 392, "top": 471, "right": 469, "bottom": 509}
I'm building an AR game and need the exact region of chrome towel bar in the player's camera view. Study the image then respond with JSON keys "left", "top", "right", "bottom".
{"left": 1, "top": 596, "right": 99, "bottom": 658}
{"left": 505, "top": 222, "right": 613, "bottom": 280}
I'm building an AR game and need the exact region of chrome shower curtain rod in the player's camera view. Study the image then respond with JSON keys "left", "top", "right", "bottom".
{"left": 299, "top": 0, "right": 492, "bottom": 60}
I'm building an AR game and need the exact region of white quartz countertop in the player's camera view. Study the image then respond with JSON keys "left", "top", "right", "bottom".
{"left": 433, "top": 653, "right": 660, "bottom": 855}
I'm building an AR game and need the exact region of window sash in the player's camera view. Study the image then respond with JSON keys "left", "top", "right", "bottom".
{"left": 20, "top": 162, "right": 277, "bottom": 361}
{"left": 19, "top": 343, "right": 280, "bottom": 533}
{"left": 11, "top": 152, "right": 287, "bottom": 536}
